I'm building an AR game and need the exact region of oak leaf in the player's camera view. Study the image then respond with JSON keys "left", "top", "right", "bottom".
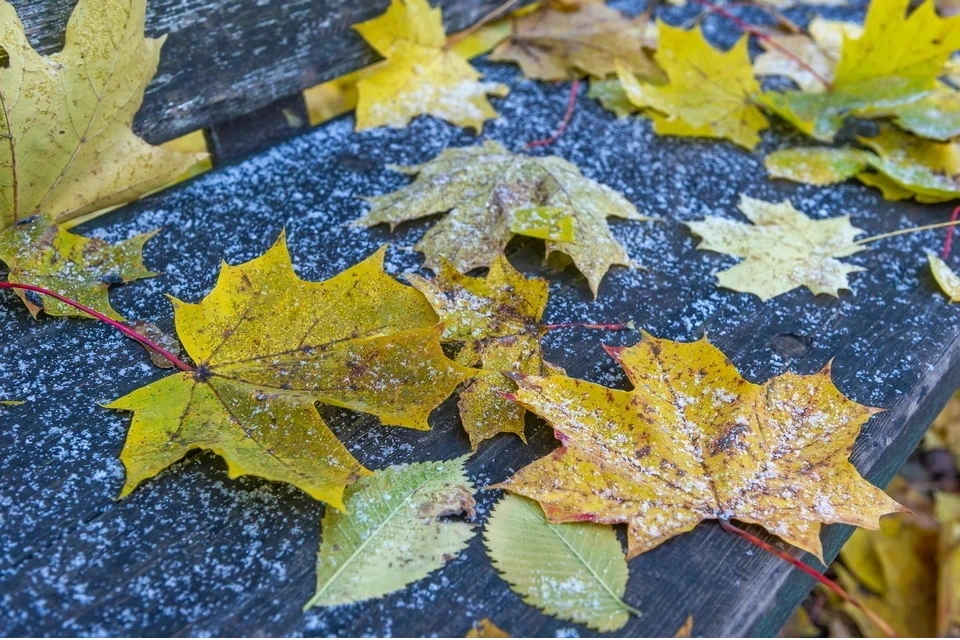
{"left": 306, "top": 457, "right": 475, "bottom": 608}
{"left": 408, "top": 254, "right": 561, "bottom": 448}
{"left": 488, "top": 3, "right": 661, "bottom": 81}
{"left": 498, "top": 332, "right": 903, "bottom": 561}
{"left": 484, "top": 494, "right": 636, "bottom": 632}
{"left": 352, "top": 0, "right": 508, "bottom": 132}
{"left": 615, "top": 24, "right": 769, "bottom": 149}
{"left": 356, "top": 141, "right": 648, "bottom": 295}
{"left": 106, "top": 236, "right": 471, "bottom": 508}
{"left": 686, "top": 195, "right": 866, "bottom": 300}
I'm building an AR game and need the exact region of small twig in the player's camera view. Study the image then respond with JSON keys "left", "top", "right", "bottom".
{"left": 854, "top": 219, "right": 960, "bottom": 246}
{"left": 942, "top": 206, "right": 960, "bottom": 258}
{"left": 447, "top": 0, "right": 521, "bottom": 46}
{"left": 544, "top": 321, "right": 632, "bottom": 331}
{"left": 0, "top": 281, "right": 194, "bottom": 372}
{"left": 689, "top": 0, "right": 833, "bottom": 90}
{"left": 523, "top": 78, "right": 582, "bottom": 150}
{"left": 719, "top": 519, "right": 898, "bottom": 638}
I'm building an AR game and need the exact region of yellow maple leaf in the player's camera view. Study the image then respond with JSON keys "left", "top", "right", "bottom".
{"left": 498, "top": 332, "right": 903, "bottom": 561}
{"left": 616, "top": 23, "right": 768, "bottom": 149}
{"left": 106, "top": 235, "right": 472, "bottom": 508}
{"left": 488, "top": 2, "right": 661, "bottom": 81}
{"left": 408, "top": 254, "right": 562, "bottom": 448}
{"left": 753, "top": 18, "right": 860, "bottom": 93}
{"left": 936, "top": 492, "right": 960, "bottom": 636}
{"left": 352, "top": 0, "right": 508, "bottom": 132}
{"left": 686, "top": 195, "right": 866, "bottom": 300}
{"left": 930, "top": 254, "right": 960, "bottom": 302}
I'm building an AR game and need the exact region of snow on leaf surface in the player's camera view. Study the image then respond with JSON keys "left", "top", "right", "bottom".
{"left": 105, "top": 235, "right": 472, "bottom": 509}
{"left": 498, "top": 333, "right": 904, "bottom": 562}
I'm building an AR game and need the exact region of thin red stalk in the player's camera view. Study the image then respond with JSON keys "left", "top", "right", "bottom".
{"left": 718, "top": 519, "right": 898, "bottom": 638}
{"left": 524, "top": 78, "right": 582, "bottom": 150}
{"left": 942, "top": 206, "right": 960, "bottom": 259}
{"left": 0, "top": 282, "right": 193, "bottom": 372}
{"left": 544, "top": 321, "right": 631, "bottom": 331}
{"left": 689, "top": 0, "right": 834, "bottom": 90}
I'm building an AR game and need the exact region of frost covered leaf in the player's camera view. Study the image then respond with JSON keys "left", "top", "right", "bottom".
{"left": 615, "top": 24, "right": 768, "bottom": 149}
{"left": 498, "top": 332, "right": 904, "bottom": 562}
{"left": 860, "top": 85, "right": 960, "bottom": 141}
{"left": 408, "top": 254, "right": 559, "bottom": 448}
{"left": 0, "top": 215, "right": 156, "bottom": 320}
{"left": 357, "top": 141, "right": 648, "bottom": 295}
{"left": 466, "top": 619, "right": 510, "bottom": 638}
{"left": 761, "top": 0, "right": 960, "bottom": 141}
{"left": 929, "top": 254, "right": 960, "bottom": 302}
{"left": 764, "top": 147, "right": 873, "bottom": 186}
{"left": 483, "top": 494, "right": 635, "bottom": 632}
{"left": 352, "top": 0, "right": 508, "bottom": 132}
{"left": 106, "top": 235, "right": 471, "bottom": 507}
{"left": 753, "top": 18, "right": 860, "bottom": 92}
{"left": 488, "top": 2, "right": 661, "bottom": 81}
{"left": 306, "top": 457, "right": 476, "bottom": 608}
{"left": 0, "top": 0, "right": 205, "bottom": 228}
{"left": 686, "top": 195, "right": 866, "bottom": 300}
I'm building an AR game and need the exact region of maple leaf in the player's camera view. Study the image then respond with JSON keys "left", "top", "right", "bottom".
{"left": 761, "top": 0, "right": 960, "bottom": 141}
{"left": 929, "top": 254, "right": 960, "bottom": 302}
{"left": 305, "top": 457, "right": 475, "bottom": 608}
{"left": 753, "top": 18, "right": 860, "bottom": 93}
{"left": 588, "top": 78, "right": 642, "bottom": 117}
{"left": 0, "top": 215, "right": 156, "bottom": 320}
{"left": 488, "top": 3, "right": 661, "bottom": 81}
{"left": 408, "top": 254, "right": 561, "bottom": 448}
{"left": 936, "top": 492, "right": 960, "bottom": 636}
{"left": 105, "top": 236, "right": 472, "bottom": 508}
{"left": 466, "top": 619, "right": 510, "bottom": 638}
{"left": 497, "top": 332, "right": 904, "bottom": 561}
{"left": 686, "top": 195, "right": 866, "bottom": 300}
{"left": 351, "top": 0, "right": 508, "bottom": 132}
{"left": 615, "top": 24, "right": 769, "bottom": 150}
{"left": 484, "top": 494, "right": 636, "bottom": 632}
{"left": 356, "top": 141, "right": 648, "bottom": 295}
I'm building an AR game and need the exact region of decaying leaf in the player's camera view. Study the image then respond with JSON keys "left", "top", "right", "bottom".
{"left": 0, "top": 0, "right": 204, "bottom": 229}
{"left": 106, "top": 235, "right": 471, "bottom": 508}
{"left": 753, "top": 18, "right": 860, "bottom": 93}
{"left": 0, "top": 215, "right": 156, "bottom": 320}
{"left": 761, "top": 0, "right": 960, "bottom": 141}
{"left": 616, "top": 24, "right": 769, "bottom": 149}
{"left": 498, "top": 332, "right": 904, "bottom": 561}
{"left": 929, "top": 254, "right": 960, "bottom": 302}
{"left": 305, "top": 457, "right": 476, "bottom": 608}
{"left": 357, "top": 141, "right": 649, "bottom": 295}
{"left": 686, "top": 195, "right": 866, "bottom": 300}
{"left": 408, "top": 255, "right": 560, "bottom": 448}
{"left": 484, "top": 494, "right": 636, "bottom": 632}
{"left": 766, "top": 126, "right": 960, "bottom": 202}
{"left": 466, "top": 619, "right": 510, "bottom": 638}
{"left": 128, "top": 320, "right": 185, "bottom": 369}
{"left": 488, "top": 3, "right": 660, "bottom": 81}
{"left": 351, "top": 0, "right": 508, "bottom": 132}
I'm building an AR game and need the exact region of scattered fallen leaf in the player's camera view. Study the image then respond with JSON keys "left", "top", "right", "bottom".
{"left": 929, "top": 254, "right": 960, "bottom": 303}
{"left": 616, "top": 23, "right": 769, "bottom": 149}
{"left": 484, "top": 494, "right": 636, "bottom": 632}
{"left": 860, "top": 85, "right": 960, "bottom": 141}
{"left": 305, "top": 456, "right": 476, "bottom": 608}
{"left": 0, "top": 215, "right": 157, "bottom": 320}
{"left": 753, "top": 18, "right": 861, "bottom": 92}
{"left": 498, "top": 332, "right": 903, "bottom": 561}
{"left": 106, "top": 236, "right": 471, "bottom": 507}
{"left": 937, "top": 492, "right": 960, "bottom": 636}
{"left": 408, "top": 255, "right": 560, "bottom": 448}
{"left": 686, "top": 195, "right": 865, "bottom": 300}
{"left": 356, "top": 141, "right": 649, "bottom": 295}
{"left": 351, "top": 0, "right": 508, "bottom": 132}
{"left": 488, "top": 3, "right": 661, "bottom": 81}
{"left": 466, "top": 618, "right": 510, "bottom": 638}
{"left": 761, "top": 0, "right": 960, "bottom": 141}
{"left": 588, "top": 78, "right": 642, "bottom": 117}
{"left": 673, "top": 615, "right": 694, "bottom": 637}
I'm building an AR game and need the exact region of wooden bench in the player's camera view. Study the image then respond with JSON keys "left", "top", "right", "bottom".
{"left": 2, "top": 0, "right": 959, "bottom": 635}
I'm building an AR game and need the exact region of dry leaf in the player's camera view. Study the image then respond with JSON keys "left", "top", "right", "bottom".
{"left": 753, "top": 18, "right": 861, "bottom": 93}
{"left": 351, "top": 0, "right": 508, "bottom": 132}
{"left": 498, "top": 332, "right": 903, "bottom": 561}
{"left": 929, "top": 254, "right": 960, "bottom": 302}
{"left": 466, "top": 619, "right": 510, "bottom": 638}
{"left": 488, "top": 3, "right": 661, "bottom": 81}
{"left": 937, "top": 492, "right": 960, "bottom": 636}
{"left": 128, "top": 320, "right": 185, "bottom": 369}
{"left": 673, "top": 615, "right": 694, "bottom": 637}
{"left": 686, "top": 195, "right": 866, "bottom": 300}
{"left": 356, "top": 141, "right": 649, "bottom": 295}
{"left": 616, "top": 23, "right": 768, "bottom": 149}
{"left": 408, "top": 254, "right": 561, "bottom": 448}
{"left": 106, "top": 235, "right": 471, "bottom": 508}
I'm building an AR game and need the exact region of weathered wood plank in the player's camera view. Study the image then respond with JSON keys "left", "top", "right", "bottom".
{"left": 9, "top": 0, "right": 525, "bottom": 144}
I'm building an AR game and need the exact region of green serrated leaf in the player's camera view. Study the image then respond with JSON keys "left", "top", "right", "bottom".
{"left": 483, "top": 494, "right": 637, "bottom": 632}
{"left": 305, "top": 456, "right": 476, "bottom": 609}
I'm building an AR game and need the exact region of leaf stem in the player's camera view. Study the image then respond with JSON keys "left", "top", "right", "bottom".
{"left": 0, "top": 281, "right": 193, "bottom": 372}
{"left": 447, "top": 0, "right": 521, "bottom": 46}
{"left": 942, "top": 206, "right": 960, "bottom": 258}
{"left": 853, "top": 219, "right": 960, "bottom": 246}
{"left": 523, "top": 78, "right": 582, "bottom": 150}
{"left": 718, "top": 519, "right": 898, "bottom": 638}
{"left": 544, "top": 321, "right": 632, "bottom": 331}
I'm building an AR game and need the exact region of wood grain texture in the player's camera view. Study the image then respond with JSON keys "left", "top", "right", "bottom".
{"left": 8, "top": 0, "right": 526, "bottom": 144}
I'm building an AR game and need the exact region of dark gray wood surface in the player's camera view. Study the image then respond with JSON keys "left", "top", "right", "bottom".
{"left": 9, "top": 0, "right": 521, "bottom": 145}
